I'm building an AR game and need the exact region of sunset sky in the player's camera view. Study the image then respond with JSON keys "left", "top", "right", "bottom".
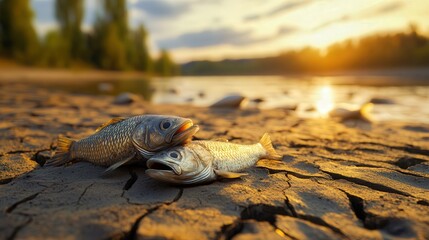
{"left": 32, "top": 0, "right": 429, "bottom": 63}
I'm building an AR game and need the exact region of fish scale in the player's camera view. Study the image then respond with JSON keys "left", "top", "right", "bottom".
{"left": 196, "top": 141, "right": 266, "bottom": 172}
{"left": 73, "top": 118, "right": 140, "bottom": 166}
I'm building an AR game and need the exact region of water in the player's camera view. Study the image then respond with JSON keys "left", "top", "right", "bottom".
{"left": 35, "top": 75, "right": 429, "bottom": 124}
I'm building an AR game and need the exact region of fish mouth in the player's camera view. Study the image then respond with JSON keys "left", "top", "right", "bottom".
{"left": 170, "top": 120, "right": 199, "bottom": 144}
{"left": 146, "top": 159, "right": 182, "bottom": 175}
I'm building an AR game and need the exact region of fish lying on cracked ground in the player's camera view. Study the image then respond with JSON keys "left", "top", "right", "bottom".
{"left": 146, "top": 133, "right": 282, "bottom": 185}
{"left": 47, "top": 115, "right": 199, "bottom": 173}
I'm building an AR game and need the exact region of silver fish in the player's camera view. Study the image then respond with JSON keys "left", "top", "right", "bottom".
{"left": 48, "top": 115, "right": 199, "bottom": 173}
{"left": 146, "top": 133, "right": 281, "bottom": 185}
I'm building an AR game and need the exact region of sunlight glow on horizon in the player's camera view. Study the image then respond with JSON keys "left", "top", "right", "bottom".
{"left": 31, "top": 0, "right": 429, "bottom": 62}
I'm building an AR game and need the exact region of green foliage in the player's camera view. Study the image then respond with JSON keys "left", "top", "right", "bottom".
{"left": 40, "top": 30, "right": 70, "bottom": 67}
{"left": 155, "top": 50, "right": 179, "bottom": 76}
{"left": 0, "top": 0, "right": 39, "bottom": 64}
{"left": 0, "top": 0, "right": 178, "bottom": 74}
{"left": 92, "top": 0, "right": 129, "bottom": 70}
{"left": 93, "top": 22, "right": 128, "bottom": 70}
{"left": 129, "top": 25, "right": 152, "bottom": 72}
{"left": 55, "top": 0, "right": 85, "bottom": 60}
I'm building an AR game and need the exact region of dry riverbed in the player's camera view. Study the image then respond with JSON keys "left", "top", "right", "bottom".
{"left": 1, "top": 82, "right": 429, "bottom": 240}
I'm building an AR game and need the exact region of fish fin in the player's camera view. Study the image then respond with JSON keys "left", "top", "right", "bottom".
{"left": 214, "top": 169, "right": 248, "bottom": 179}
{"left": 102, "top": 154, "right": 135, "bottom": 175}
{"left": 95, "top": 117, "right": 126, "bottom": 132}
{"left": 46, "top": 136, "right": 75, "bottom": 166}
{"left": 259, "top": 133, "right": 282, "bottom": 160}
{"left": 213, "top": 137, "right": 229, "bottom": 142}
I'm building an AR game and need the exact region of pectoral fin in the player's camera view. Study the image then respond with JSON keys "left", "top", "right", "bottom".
{"left": 102, "top": 154, "right": 135, "bottom": 175}
{"left": 95, "top": 117, "right": 126, "bottom": 132}
{"left": 214, "top": 169, "right": 248, "bottom": 179}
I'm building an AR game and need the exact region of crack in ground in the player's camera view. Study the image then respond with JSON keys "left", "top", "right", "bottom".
{"left": 120, "top": 170, "right": 138, "bottom": 204}
{"left": 77, "top": 183, "right": 94, "bottom": 205}
{"left": 3, "top": 150, "right": 36, "bottom": 155}
{"left": 338, "top": 190, "right": 367, "bottom": 224}
{"left": 0, "top": 177, "right": 14, "bottom": 185}
{"left": 216, "top": 174, "right": 294, "bottom": 240}
{"left": 122, "top": 188, "right": 183, "bottom": 240}
{"left": 315, "top": 178, "right": 429, "bottom": 237}
{"left": 283, "top": 174, "right": 347, "bottom": 237}
{"left": 416, "top": 200, "right": 429, "bottom": 206}
{"left": 351, "top": 140, "right": 429, "bottom": 157}
{"left": 265, "top": 168, "right": 326, "bottom": 180}
{"left": 319, "top": 169, "right": 411, "bottom": 198}
{"left": 315, "top": 156, "right": 428, "bottom": 178}
{"left": 392, "top": 145, "right": 429, "bottom": 157}
{"left": 122, "top": 170, "right": 138, "bottom": 192}
{"left": 284, "top": 194, "right": 346, "bottom": 237}
{"left": 393, "top": 156, "right": 426, "bottom": 169}
{"left": 6, "top": 216, "right": 32, "bottom": 240}
{"left": 6, "top": 193, "right": 40, "bottom": 213}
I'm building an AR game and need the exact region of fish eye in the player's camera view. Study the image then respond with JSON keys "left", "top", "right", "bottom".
{"left": 169, "top": 152, "right": 179, "bottom": 159}
{"left": 160, "top": 120, "right": 172, "bottom": 130}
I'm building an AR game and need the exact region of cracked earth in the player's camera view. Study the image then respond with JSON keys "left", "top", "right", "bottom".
{"left": 1, "top": 83, "right": 429, "bottom": 240}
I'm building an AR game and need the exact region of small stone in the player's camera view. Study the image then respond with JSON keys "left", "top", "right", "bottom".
{"left": 210, "top": 95, "right": 248, "bottom": 108}
{"left": 369, "top": 97, "right": 395, "bottom": 104}
{"left": 113, "top": 92, "right": 139, "bottom": 105}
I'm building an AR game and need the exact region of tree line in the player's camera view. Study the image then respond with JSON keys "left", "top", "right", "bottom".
{"left": 182, "top": 25, "right": 429, "bottom": 75}
{"left": 0, "top": 0, "right": 178, "bottom": 75}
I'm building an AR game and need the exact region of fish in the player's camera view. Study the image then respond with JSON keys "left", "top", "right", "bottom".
{"left": 47, "top": 115, "right": 199, "bottom": 173}
{"left": 145, "top": 133, "right": 282, "bottom": 185}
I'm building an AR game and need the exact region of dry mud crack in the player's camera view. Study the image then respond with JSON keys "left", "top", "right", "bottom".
{"left": 1, "top": 84, "right": 429, "bottom": 239}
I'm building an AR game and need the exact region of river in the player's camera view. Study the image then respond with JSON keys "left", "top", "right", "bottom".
{"left": 34, "top": 74, "right": 429, "bottom": 124}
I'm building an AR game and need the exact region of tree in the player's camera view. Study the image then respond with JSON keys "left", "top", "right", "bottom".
{"left": 55, "top": 0, "right": 85, "bottom": 60}
{"left": 0, "top": 0, "right": 39, "bottom": 64}
{"left": 155, "top": 50, "right": 179, "bottom": 76}
{"left": 130, "top": 25, "right": 152, "bottom": 71}
{"left": 41, "top": 30, "right": 70, "bottom": 67}
{"left": 92, "top": 0, "right": 129, "bottom": 70}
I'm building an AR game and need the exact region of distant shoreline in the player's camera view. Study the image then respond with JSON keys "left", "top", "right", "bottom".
{"left": 1, "top": 62, "right": 429, "bottom": 84}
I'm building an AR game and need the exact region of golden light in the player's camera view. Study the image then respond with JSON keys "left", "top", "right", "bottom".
{"left": 315, "top": 85, "right": 334, "bottom": 117}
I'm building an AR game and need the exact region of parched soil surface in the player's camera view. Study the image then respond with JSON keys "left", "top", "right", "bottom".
{"left": 1, "top": 83, "right": 429, "bottom": 240}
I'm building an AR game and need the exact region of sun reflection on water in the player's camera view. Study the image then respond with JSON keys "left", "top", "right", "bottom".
{"left": 315, "top": 85, "right": 334, "bottom": 117}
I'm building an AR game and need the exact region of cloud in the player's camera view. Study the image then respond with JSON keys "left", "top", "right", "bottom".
{"left": 268, "top": 1, "right": 309, "bottom": 16}
{"left": 158, "top": 26, "right": 297, "bottom": 49}
{"left": 277, "top": 25, "right": 298, "bottom": 36}
{"left": 158, "top": 28, "right": 255, "bottom": 48}
{"left": 312, "top": 15, "right": 350, "bottom": 31}
{"left": 312, "top": 1, "right": 404, "bottom": 31}
{"left": 244, "top": 0, "right": 310, "bottom": 22}
{"left": 365, "top": 1, "right": 404, "bottom": 17}
{"left": 131, "top": 0, "right": 190, "bottom": 18}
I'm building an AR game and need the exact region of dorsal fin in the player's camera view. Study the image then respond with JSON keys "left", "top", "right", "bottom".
{"left": 95, "top": 117, "right": 126, "bottom": 132}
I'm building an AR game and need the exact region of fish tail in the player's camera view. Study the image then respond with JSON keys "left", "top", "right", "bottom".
{"left": 47, "top": 136, "right": 75, "bottom": 166}
{"left": 259, "top": 133, "right": 282, "bottom": 160}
